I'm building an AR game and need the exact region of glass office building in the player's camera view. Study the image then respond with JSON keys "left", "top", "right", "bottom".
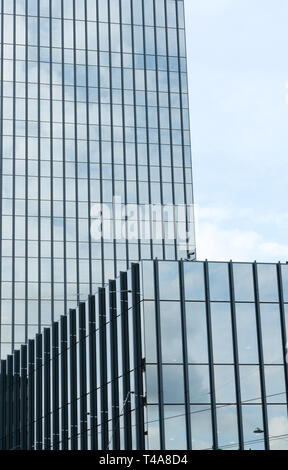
{"left": 1, "top": 260, "right": 288, "bottom": 450}
{"left": 0, "top": 0, "right": 195, "bottom": 357}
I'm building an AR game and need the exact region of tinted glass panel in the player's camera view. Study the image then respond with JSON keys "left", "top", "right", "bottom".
{"left": 261, "top": 304, "right": 283, "bottom": 364}
{"left": 242, "top": 405, "right": 265, "bottom": 450}
{"left": 214, "top": 365, "right": 236, "bottom": 404}
{"left": 163, "top": 365, "right": 185, "bottom": 404}
{"left": 265, "top": 366, "right": 286, "bottom": 403}
{"left": 158, "top": 262, "right": 180, "bottom": 301}
{"left": 217, "top": 405, "right": 239, "bottom": 449}
{"left": 189, "top": 365, "right": 210, "bottom": 404}
{"left": 186, "top": 302, "right": 208, "bottom": 363}
{"left": 143, "top": 301, "right": 157, "bottom": 363}
{"left": 267, "top": 405, "right": 288, "bottom": 450}
{"left": 240, "top": 365, "right": 261, "bottom": 404}
{"left": 190, "top": 405, "right": 213, "bottom": 450}
{"left": 160, "top": 302, "right": 183, "bottom": 363}
{"left": 184, "top": 262, "right": 205, "bottom": 301}
{"left": 211, "top": 303, "right": 234, "bottom": 363}
{"left": 142, "top": 261, "right": 155, "bottom": 299}
{"left": 164, "top": 405, "right": 187, "bottom": 450}
{"left": 281, "top": 265, "right": 288, "bottom": 302}
{"left": 257, "top": 265, "right": 279, "bottom": 302}
{"left": 208, "top": 263, "right": 230, "bottom": 301}
{"left": 146, "top": 405, "right": 161, "bottom": 450}
{"left": 236, "top": 303, "right": 259, "bottom": 364}
{"left": 233, "top": 263, "right": 254, "bottom": 302}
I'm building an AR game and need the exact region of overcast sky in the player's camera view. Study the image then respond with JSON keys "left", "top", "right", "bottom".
{"left": 185, "top": 0, "right": 288, "bottom": 262}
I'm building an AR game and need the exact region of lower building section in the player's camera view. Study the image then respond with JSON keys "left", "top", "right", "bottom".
{"left": 0, "top": 260, "right": 288, "bottom": 450}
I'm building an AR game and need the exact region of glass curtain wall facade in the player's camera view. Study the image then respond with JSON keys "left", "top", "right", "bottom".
{"left": 0, "top": 0, "right": 195, "bottom": 358}
{"left": 1, "top": 260, "right": 288, "bottom": 450}
{"left": 143, "top": 260, "right": 288, "bottom": 451}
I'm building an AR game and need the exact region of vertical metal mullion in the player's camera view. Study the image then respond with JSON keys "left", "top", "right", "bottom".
{"left": 153, "top": 259, "right": 165, "bottom": 449}
{"left": 37, "top": 0, "right": 41, "bottom": 335}
{"left": 229, "top": 261, "right": 244, "bottom": 450}
{"left": 253, "top": 262, "right": 270, "bottom": 450}
{"left": 203, "top": 260, "right": 218, "bottom": 450}
{"left": 95, "top": 0, "right": 105, "bottom": 286}
{"left": 83, "top": 0, "right": 93, "bottom": 295}
{"left": 0, "top": 361, "right": 7, "bottom": 450}
{"left": 72, "top": 0, "right": 80, "bottom": 304}
{"left": 131, "top": 263, "right": 145, "bottom": 450}
{"left": 52, "top": 322, "right": 60, "bottom": 450}
{"left": 28, "top": 340, "right": 35, "bottom": 450}
{"left": 60, "top": 315, "right": 69, "bottom": 450}
{"left": 0, "top": 0, "right": 4, "bottom": 359}
{"left": 139, "top": 0, "right": 154, "bottom": 262}
{"left": 49, "top": 0, "right": 55, "bottom": 323}
{"left": 109, "top": 280, "right": 120, "bottom": 450}
{"left": 163, "top": 0, "right": 177, "bottom": 260}
{"left": 88, "top": 295, "right": 98, "bottom": 450}
{"left": 130, "top": 0, "right": 142, "bottom": 263}
{"left": 11, "top": 0, "right": 16, "bottom": 353}
{"left": 36, "top": 333, "right": 43, "bottom": 450}
{"left": 79, "top": 302, "right": 88, "bottom": 450}
{"left": 120, "top": 271, "right": 132, "bottom": 450}
{"left": 151, "top": 0, "right": 166, "bottom": 260}
{"left": 13, "top": 350, "right": 20, "bottom": 450}
{"left": 69, "top": 308, "right": 78, "bottom": 450}
{"left": 61, "top": 0, "right": 68, "bottom": 314}
{"left": 119, "top": 0, "right": 130, "bottom": 271}
{"left": 24, "top": 0, "right": 29, "bottom": 343}
{"left": 277, "top": 263, "right": 288, "bottom": 411}
{"left": 179, "top": 260, "right": 192, "bottom": 449}
{"left": 20, "top": 345, "right": 28, "bottom": 451}
{"left": 99, "top": 287, "right": 108, "bottom": 449}
{"left": 44, "top": 328, "right": 51, "bottom": 450}
{"left": 6, "top": 355, "right": 13, "bottom": 450}
{"left": 175, "top": 1, "right": 190, "bottom": 257}
{"left": 107, "top": 1, "right": 117, "bottom": 279}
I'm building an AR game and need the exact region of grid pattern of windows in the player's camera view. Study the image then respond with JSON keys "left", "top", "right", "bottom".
{"left": 1, "top": 260, "right": 288, "bottom": 450}
{"left": 0, "top": 0, "right": 195, "bottom": 357}
{"left": 142, "top": 260, "right": 288, "bottom": 450}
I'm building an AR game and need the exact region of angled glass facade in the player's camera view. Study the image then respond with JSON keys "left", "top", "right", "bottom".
{"left": 0, "top": 0, "right": 195, "bottom": 358}
{"left": 0, "top": 260, "right": 288, "bottom": 451}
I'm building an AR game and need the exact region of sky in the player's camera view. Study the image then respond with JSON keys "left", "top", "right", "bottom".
{"left": 185, "top": 0, "right": 288, "bottom": 262}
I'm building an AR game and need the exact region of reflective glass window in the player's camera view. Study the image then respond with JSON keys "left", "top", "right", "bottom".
{"left": 214, "top": 365, "right": 236, "bottom": 404}
{"left": 184, "top": 262, "right": 205, "bottom": 301}
{"left": 163, "top": 365, "right": 185, "bottom": 404}
{"left": 236, "top": 303, "right": 259, "bottom": 364}
{"left": 267, "top": 405, "right": 288, "bottom": 450}
{"left": 281, "top": 265, "right": 288, "bottom": 302}
{"left": 143, "top": 301, "right": 157, "bottom": 363}
{"left": 233, "top": 263, "right": 254, "bottom": 302}
{"left": 211, "top": 303, "right": 234, "bottom": 363}
{"left": 242, "top": 405, "right": 265, "bottom": 450}
{"left": 186, "top": 302, "right": 209, "bottom": 363}
{"left": 190, "top": 406, "right": 213, "bottom": 450}
{"left": 146, "top": 365, "right": 159, "bottom": 404}
{"left": 265, "top": 366, "right": 287, "bottom": 403}
{"left": 160, "top": 302, "right": 183, "bottom": 363}
{"left": 164, "top": 405, "right": 187, "bottom": 450}
{"left": 257, "top": 264, "right": 279, "bottom": 302}
{"left": 158, "top": 262, "right": 180, "bottom": 301}
{"left": 189, "top": 365, "right": 210, "bottom": 404}
{"left": 217, "top": 405, "right": 239, "bottom": 450}
{"left": 208, "top": 263, "right": 230, "bottom": 301}
{"left": 240, "top": 365, "right": 262, "bottom": 404}
{"left": 261, "top": 304, "right": 283, "bottom": 364}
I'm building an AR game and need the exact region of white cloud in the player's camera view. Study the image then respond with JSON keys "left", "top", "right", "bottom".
{"left": 195, "top": 204, "right": 288, "bottom": 262}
